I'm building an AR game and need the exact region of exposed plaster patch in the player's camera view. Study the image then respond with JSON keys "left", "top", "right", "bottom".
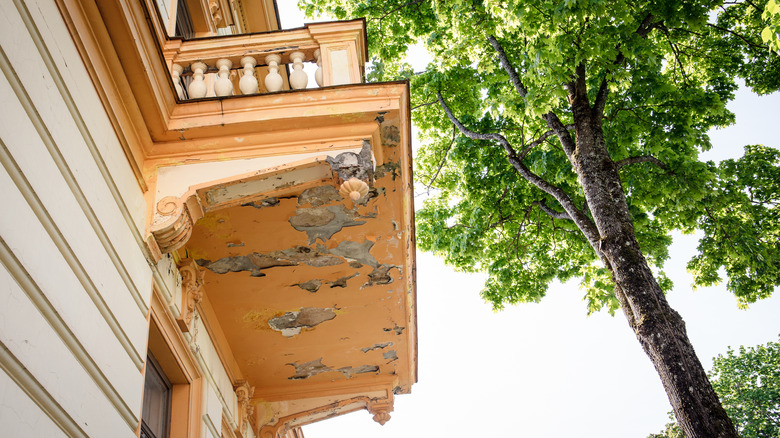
{"left": 197, "top": 246, "right": 341, "bottom": 277}
{"left": 338, "top": 365, "right": 379, "bottom": 378}
{"left": 381, "top": 125, "right": 400, "bottom": 145}
{"left": 320, "top": 240, "right": 378, "bottom": 267}
{"left": 383, "top": 325, "right": 405, "bottom": 335}
{"left": 295, "top": 279, "right": 322, "bottom": 293}
{"left": 275, "top": 246, "right": 342, "bottom": 266}
{"left": 288, "top": 358, "right": 380, "bottom": 380}
{"left": 288, "top": 358, "right": 330, "bottom": 380}
{"left": 348, "top": 261, "right": 363, "bottom": 268}
{"left": 329, "top": 272, "right": 359, "bottom": 288}
{"left": 241, "top": 197, "right": 280, "bottom": 209}
{"left": 361, "top": 342, "right": 393, "bottom": 353}
{"left": 327, "top": 146, "right": 374, "bottom": 182}
{"left": 365, "top": 264, "right": 398, "bottom": 286}
{"left": 289, "top": 205, "right": 367, "bottom": 243}
{"left": 298, "top": 186, "right": 341, "bottom": 207}
{"left": 374, "top": 161, "right": 401, "bottom": 180}
{"left": 383, "top": 350, "right": 398, "bottom": 362}
{"left": 268, "top": 307, "right": 337, "bottom": 337}
{"left": 227, "top": 241, "right": 245, "bottom": 247}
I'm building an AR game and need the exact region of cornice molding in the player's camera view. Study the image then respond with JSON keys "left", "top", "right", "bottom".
{"left": 149, "top": 156, "right": 338, "bottom": 258}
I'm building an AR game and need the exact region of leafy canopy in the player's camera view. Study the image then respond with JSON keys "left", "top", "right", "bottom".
{"left": 301, "top": 0, "right": 780, "bottom": 312}
{"left": 650, "top": 335, "right": 780, "bottom": 438}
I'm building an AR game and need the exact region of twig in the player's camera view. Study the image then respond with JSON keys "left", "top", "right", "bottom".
{"left": 426, "top": 124, "right": 456, "bottom": 192}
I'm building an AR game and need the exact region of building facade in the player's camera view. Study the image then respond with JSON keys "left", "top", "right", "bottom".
{"left": 0, "top": 0, "right": 416, "bottom": 436}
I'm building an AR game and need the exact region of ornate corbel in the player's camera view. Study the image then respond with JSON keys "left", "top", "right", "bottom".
{"left": 367, "top": 399, "right": 393, "bottom": 425}
{"left": 235, "top": 380, "right": 255, "bottom": 436}
{"left": 176, "top": 259, "right": 205, "bottom": 332}
{"left": 151, "top": 194, "right": 204, "bottom": 256}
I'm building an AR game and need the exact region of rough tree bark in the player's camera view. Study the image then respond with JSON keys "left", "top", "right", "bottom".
{"left": 436, "top": 34, "right": 740, "bottom": 438}
{"left": 567, "top": 65, "right": 738, "bottom": 438}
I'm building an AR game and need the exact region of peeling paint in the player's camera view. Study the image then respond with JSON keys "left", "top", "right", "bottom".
{"left": 361, "top": 342, "right": 393, "bottom": 353}
{"left": 241, "top": 197, "right": 280, "bottom": 209}
{"left": 198, "top": 246, "right": 341, "bottom": 276}
{"left": 268, "top": 307, "right": 337, "bottom": 337}
{"left": 329, "top": 272, "right": 359, "bottom": 288}
{"left": 289, "top": 205, "right": 366, "bottom": 243}
{"left": 365, "top": 264, "right": 397, "bottom": 286}
{"left": 381, "top": 125, "right": 400, "bottom": 145}
{"left": 383, "top": 325, "right": 405, "bottom": 335}
{"left": 326, "top": 148, "right": 373, "bottom": 182}
{"left": 321, "top": 240, "right": 377, "bottom": 267}
{"left": 298, "top": 186, "right": 341, "bottom": 207}
{"left": 295, "top": 279, "right": 322, "bottom": 293}
{"left": 374, "top": 161, "right": 401, "bottom": 180}
{"left": 288, "top": 358, "right": 380, "bottom": 380}
{"left": 382, "top": 350, "right": 398, "bottom": 362}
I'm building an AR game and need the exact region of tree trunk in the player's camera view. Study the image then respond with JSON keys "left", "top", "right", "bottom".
{"left": 570, "top": 101, "right": 738, "bottom": 438}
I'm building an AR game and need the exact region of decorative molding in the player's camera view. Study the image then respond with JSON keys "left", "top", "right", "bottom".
{"left": 257, "top": 393, "right": 394, "bottom": 438}
{"left": 149, "top": 157, "right": 338, "bottom": 258}
{"left": 151, "top": 194, "right": 204, "bottom": 255}
{"left": 234, "top": 380, "right": 255, "bottom": 436}
{"left": 339, "top": 177, "right": 369, "bottom": 201}
{"left": 367, "top": 399, "right": 393, "bottom": 425}
{"left": 176, "top": 259, "right": 205, "bottom": 332}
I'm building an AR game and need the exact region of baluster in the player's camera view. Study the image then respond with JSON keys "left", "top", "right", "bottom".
{"left": 289, "top": 51, "right": 308, "bottom": 90}
{"left": 264, "top": 54, "right": 283, "bottom": 92}
{"left": 314, "top": 49, "right": 323, "bottom": 87}
{"left": 188, "top": 61, "right": 208, "bottom": 99}
{"left": 171, "top": 63, "right": 185, "bottom": 99}
{"left": 238, "top": 56, "right": 258, "bottom": 95}
{"left": 214, "top": 59, "right": 233, "bottom": 97}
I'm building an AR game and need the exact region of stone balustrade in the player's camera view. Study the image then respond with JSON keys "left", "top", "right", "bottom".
{"left": 163, "top": 22, "right": 366, "bottom": 100}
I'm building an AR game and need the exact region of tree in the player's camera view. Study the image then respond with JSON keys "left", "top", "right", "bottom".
{"left": 300, "top": 0, "right": 780, "bottom": 436}
{"left": 650, "top": 335, "right": 780, "bottom": 438}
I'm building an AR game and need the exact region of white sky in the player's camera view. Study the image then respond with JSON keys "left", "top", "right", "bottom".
{"left": 276, "top": 2, "right": 780, "bottom": 436}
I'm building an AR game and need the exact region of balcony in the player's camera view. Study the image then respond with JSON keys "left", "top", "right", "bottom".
{"left": 163, "top": 21, "right": 367, "bottom": 99}
{"left": 58, "top": 0, "right": 416, "bottom": 434}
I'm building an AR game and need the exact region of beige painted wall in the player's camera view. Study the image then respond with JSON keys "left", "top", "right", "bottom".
{"left": 0, "top": 0, "right": 243, "bottom": 436}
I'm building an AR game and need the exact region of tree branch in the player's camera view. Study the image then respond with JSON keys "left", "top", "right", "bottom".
{"left": 534, "top": 200, "right": 571, "bottom": 220}
{"left": 437, "top": 91, "right": 601, "bottom": 248}
{"left": 543, "top": 113, "right": 577, "bottom": 158}
{"left": 412, "top": 100, "right": 437, "bottom": 111}
{"left": 487, "top": 35, "right": 527, "bottom": 98}
{"left": 615, "top": 155, "right": 668, "bottom": 170}
{"left": 426, "top": 124, "right": 456, "bottom": 191}
{"left": 373, "top": 0, "right": 426, "bottom": 22}
{"left": 707, "top": 23, "right": 768, "bottom": 50}
{"left": 519, "top": 125, "right": 575, "bottom": 160}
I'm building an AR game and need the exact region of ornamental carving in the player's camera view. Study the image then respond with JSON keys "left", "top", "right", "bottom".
{"left": 176, "top": 259, "right": 205, "bottom": 332}
{"left": 150, "top": 194, "right": 204, "bottom": 255}
{"left": 235, "top": 380, "right": 255, "bottom": 436}
{"left": 368, "top": 400, "right": 393, "bottom": 425}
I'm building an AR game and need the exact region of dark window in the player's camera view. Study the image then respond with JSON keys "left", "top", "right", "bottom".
{"left": 174, "top": 0, "right": 194, "bottom": 39}
{"left": 141, "top": 352, "right": 172, "bottom": 438}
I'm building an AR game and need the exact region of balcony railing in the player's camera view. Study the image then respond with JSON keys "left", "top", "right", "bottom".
{"left": 162, "top": 21, "right": 367, "bottom": 100}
